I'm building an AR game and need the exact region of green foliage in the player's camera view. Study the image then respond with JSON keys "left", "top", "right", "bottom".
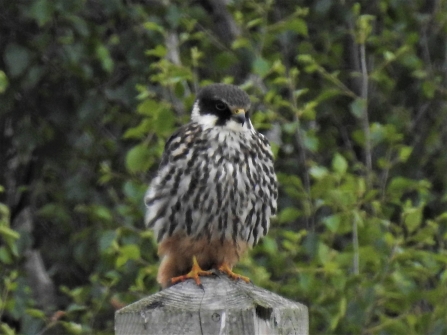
{"left": 0, "top": 189, "right": 26, "bottom": 335}
{"left": 0, "top": 71, "right": 9, "bottom": 93}
{"left": 1, "top": 0, "right": 447, "bottom": 334}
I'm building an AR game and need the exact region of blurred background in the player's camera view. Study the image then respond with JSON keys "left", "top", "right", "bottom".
{"left": 1, "top": 0, "right": 447, "bottom": 334}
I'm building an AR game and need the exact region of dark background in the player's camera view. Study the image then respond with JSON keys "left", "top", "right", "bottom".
{"left": 1, "top": 0, "right": 447, "bottom": 334}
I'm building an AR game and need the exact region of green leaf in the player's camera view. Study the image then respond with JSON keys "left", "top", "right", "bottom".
{"left": 95, "top": 44, "right": 114, "bottom": 73}
{"left": 60, "top": 321, "right": 83, "bottom": 334}
{"left": 0, "top": 225, "right": 20, "bottom": 241}
{"left": 65, "top": 302, "right": 87, "bottom": 313}
{"left": 37, "top": 203, "right": 71, "bottom": 222}
{"left": 116, "top": 244, "right": 141, "bottom": 267}
{"left": 123, "top": 119, "right": 153, "bottom": 139}
{"left": 4, "top": 43, "right": 31, "bottom": 77}
{"left": 441, "top": 270, "right": 447, "bottom": 284}
{"left": 332, "top": 153, "right": 348, "bottom": 175}
{"left": 99, "top": 230, "right": 117, "bottom": 254}
{"left": 68, "top": 15, "right": 89, "bottom": 37}
{"left": 0, "top": 71, "right": 9, "bottom": 93}
{"left": 387, "top": 177, "right": 419, "bottom": 197}
{"left": 125, "top": 145, "right": 152, "bottom": 173}
{"left": 303, "top": 133, "right": 319, "bottom": 152}
{"left": 398, "top": 146, "right": 413, "bottom": 162}
{"left": 261, "top": 236, "right": 278, "bottom": 255}
{"left": 278, "top": 207, "right": 301, "bottom": 223}
{"left": 123, "top": 180, "right": 146, "bottom": 202}
{"left": 285, "top": 18, "right": 308, "bottom": 36}
{"left": 121, "top": 244, "right": 140, "bottom": 260}
{"left": 309, "top": 166, "right": 329, "bottom": 180}
{"left": 349, "top": 98, "right": 366, "bottom": 119}
{"left": 303, "top": 232, "right": 319, "bottom": 259}
{"left": 231, "top": 37, "right": 250, "bottom": 49}
{"left": 317, "top": 241, "right": 331, "bottom": 263}
{"left": 253, "top": 57, "right": 270, "bottom": 77}
{"left": 143, "top": 21, "right": 165, "bottom": 34}
{"left": 323, "top": 214, "right": 341, "bottom": 233}
{"left": 154, "top": 107, "right": 176, "bottom": 136}
{"left": 116, "top": 255, "right": 127, "bottom": 268}
{"left": 383, "top": 50, "right": 395, "bottom": 61}
{"left": 282, "top": 121, "right": 298, "bottom": 134}
{"left": 0, "top": 246, "right": 13, "bottom": 264}
{"left": 28, "top": 0, "right": 54, "bottom": 26}
{"left": 422, "top": 81, "right": 436, "bottom": 98}
{"left": 25, "top": 308, "right": 46, "bottom": 319}
{"left": 166, "top": 5, "right": 181, "bottom": 28}
{"left": 23, "top": 65, "right": 44, "bottom": 89}
{"left": 402, "top": 205, "right": 423, "bottom": 233}
{"left": 146, "top": 45, "right": 167, "bottom": 58}
{"left": 137, "top": 99, "right": 161, "bottom": 115}
{"left": 0, "top": 323, "right": 17, "bottom": 335}
{"left": 93, "top": 206, "right": 113, "bottom": 222}
{"left": 247, "top": 18, "right": 263, "bottom": 28}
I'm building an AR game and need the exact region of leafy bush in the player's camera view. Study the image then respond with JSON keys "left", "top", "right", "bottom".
{"left": 1, "top": 0, "right": 447, "bottom": 334}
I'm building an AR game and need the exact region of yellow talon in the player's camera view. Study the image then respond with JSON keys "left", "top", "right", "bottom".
{"left": 218, "top": 262, "right": 250, "bottom": 283}
{"left": 170, "top": 256, "right": 213, "bottom": 286}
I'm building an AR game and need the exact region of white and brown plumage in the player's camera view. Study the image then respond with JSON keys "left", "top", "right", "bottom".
{"left": 145, "top": 83, "right": 278, "bottom": 288}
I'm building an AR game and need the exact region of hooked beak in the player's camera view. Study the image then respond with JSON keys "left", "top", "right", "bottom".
{"left": 231, "top": 108, "right": 246, "bottom": 125}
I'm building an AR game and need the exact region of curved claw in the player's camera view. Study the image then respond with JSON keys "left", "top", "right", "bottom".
{"left": 170, "top": 256, "right": 213, "bottom": 286}
{"left": 218, "top": 262, "right": 250, "bottom": 283}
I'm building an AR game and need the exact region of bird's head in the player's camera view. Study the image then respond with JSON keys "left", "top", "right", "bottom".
{"left": 191, "top": 83, "right": 252, "bottom": 131}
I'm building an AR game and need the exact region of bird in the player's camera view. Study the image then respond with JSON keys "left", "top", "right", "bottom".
{"left": 144, "top": 83, "right": 278, "bottom": 288}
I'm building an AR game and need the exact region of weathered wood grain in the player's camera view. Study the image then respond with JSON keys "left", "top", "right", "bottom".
{"left": 115, "top": 275, "right": 308, "bottom": 335}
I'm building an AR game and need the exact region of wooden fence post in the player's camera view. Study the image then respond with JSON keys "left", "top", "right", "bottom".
{"left": 115, "top": 275, "right": 308, "bottom": 335}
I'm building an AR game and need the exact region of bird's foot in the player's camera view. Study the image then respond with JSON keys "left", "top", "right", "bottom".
{"left": 170, "top": 256, "right": 213, "bottom": 286}
{"left": 218, "top": 262, "right": 250, "bottom": 283}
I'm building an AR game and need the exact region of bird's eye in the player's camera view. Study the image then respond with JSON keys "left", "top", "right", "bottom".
{"left": 215, "top": 102, "right": 226, "bottom": 111}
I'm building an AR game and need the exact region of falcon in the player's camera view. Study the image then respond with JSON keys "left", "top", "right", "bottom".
{"left": 145, "top": 83, "right": 278, "bottom": 288}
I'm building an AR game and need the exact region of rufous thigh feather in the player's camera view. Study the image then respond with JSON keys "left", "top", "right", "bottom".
{"left": 157, "top": 233, "right": 249, "bottom": 288}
